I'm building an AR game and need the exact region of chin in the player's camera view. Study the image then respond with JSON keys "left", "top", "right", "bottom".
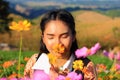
{"left": 56, "top": 53, "right": 64, "bottom": 58}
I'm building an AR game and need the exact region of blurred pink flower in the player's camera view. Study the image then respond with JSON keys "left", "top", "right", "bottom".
{"left": 108, "top": 52, "right": 114, "bottom": 60}
{"left": 115, "top": 52, "right": 120, "bottom": 60}
{"left": 66, "top": 71, "right": 82, "bottom": 80}
{"left": 115, "top": 64, "right": 120, "bottom": 70}
{"left": 90, "top": 43, "right": 101, "bottom": 55}
{"left": 103, "top": 50, "right": 120, "bottom": 60}
{"left": 75, "top": 47, "right": 88, "bottom": 58}
{"left": 75, "top": 43, "right": 101, "bottom": 58}
{"left": 0, "top": 78, "right": 7, "bottom": 80}
{"left": 55, "top": 75, "right": 65, "bottom": 80}
{"left": 103, "top": 50, "right": 109, "bottom": 57}
{"left": 103, "top": 50, "right": 114, "bottom": 60}
{"left": 32, "top": 69, "right": 50, "bottom": 80}
{"left": 20, "top": 77, "right": 30, "bottom": 80}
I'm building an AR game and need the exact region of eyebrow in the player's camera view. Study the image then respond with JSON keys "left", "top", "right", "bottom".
{"left": 46, "top": 32, "right": 69, "bottom": 36}
{"left": 46, "top": 33, "right": 54, "bottom": 36}
{"left": 61, "top": 32, "right": 69, "bottom": 35}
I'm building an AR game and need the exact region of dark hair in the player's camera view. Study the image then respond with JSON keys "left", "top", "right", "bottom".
{"left": 37, "top": 9, "right": 78, "bottom": 59}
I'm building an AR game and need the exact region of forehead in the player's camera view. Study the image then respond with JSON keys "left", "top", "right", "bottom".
{"left": 44, "top": 20, "right": 71, "bottom": 34}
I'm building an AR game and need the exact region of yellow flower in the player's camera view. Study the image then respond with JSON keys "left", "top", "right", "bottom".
{"left": 73, "top": 60, "right": 84, "bottom": 71}
{"left": 9, "top": 20, "right": 31, "bottom": 32}
{"left": 52, "top": 44, "right": 65, "bottom": 53}
{"left": 48, "top": 53, "right": 57, "bottom": 64}
{"left": 9, "top": 19, "right": 31, "bottom": 78}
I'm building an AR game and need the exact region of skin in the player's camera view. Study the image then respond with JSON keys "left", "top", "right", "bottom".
{"left": 42, "top": 20, "right": 75, "bottom": 80}
{"left": 42, "top": 20, "right": 75, "bottom": 59}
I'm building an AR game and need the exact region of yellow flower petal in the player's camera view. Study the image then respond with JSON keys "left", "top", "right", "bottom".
{"left": 23, "top": 20, "right": 28, "bottom": 25}
{"left": 73, "top": 60, "right": 84, "bottom": 70}
{"left": 9, "top": 20, "right": 31, "bottom": 32}
{"left": 48, "top": 53, "right": 57, "bottom": 64}
{"left": 52, "top": 44, "right": 65, "bottom": 53}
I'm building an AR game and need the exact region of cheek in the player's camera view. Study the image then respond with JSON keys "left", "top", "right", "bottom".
{"left": 62, "top": 38, "right": 73, "bottom": 51}
{"left": 43, "top": 38, "right": 54, "bottom": 52}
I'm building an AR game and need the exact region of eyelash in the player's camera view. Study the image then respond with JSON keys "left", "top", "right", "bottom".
{"left": 48, "top": 37, "right": 54, "bottom": 39}
{"left": 62, "top": 35, "right": 68, "bottom": 38}
{"left": 47, "top": 34, "right": 69, "bottom": 40}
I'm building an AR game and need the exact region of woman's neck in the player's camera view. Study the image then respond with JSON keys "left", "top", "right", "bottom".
{"left": 54, "top": 53, "right": 71, "bottom": 68}
{"left": 56, "top": 52, "right": 71, "bottom": 59}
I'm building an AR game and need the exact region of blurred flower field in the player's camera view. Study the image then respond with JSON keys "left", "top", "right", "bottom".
{"left": 0, "top": 46, "right": 120, "bottom": 80}
{"left": 0, "top": 50, "right": 36, "bottom": 79}
{"left": 0, "top": 29, "right": 120, "bottom": 79}
{"left": 0, "top": 10, "right": 120, "bottom": 80}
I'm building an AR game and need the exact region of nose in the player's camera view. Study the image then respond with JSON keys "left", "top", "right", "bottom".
{"left": 56, "top": 37, "right": 61, "bottom": 44}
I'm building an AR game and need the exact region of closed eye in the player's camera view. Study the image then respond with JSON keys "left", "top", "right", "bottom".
{"left": 61, "top": 32, "right": 70, "bottom": 38}
{"left": 47, "top": 36, "right": 54, "bottom": 39}
{"left": 61, "top": 34, "right": 69, "bottom": 38}
{"left": 46, "top": 34, "right": 54, "bottom": 39}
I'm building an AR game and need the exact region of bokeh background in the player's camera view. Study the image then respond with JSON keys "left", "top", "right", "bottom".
{"left": 0, "top": 0, "right": 120, "bottom": 79}
{"left": 1, "top": 0, "right": 120, "bottom": 51}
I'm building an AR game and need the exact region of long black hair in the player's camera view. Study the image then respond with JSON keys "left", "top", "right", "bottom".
{"left": 37, "top": 9, "right": 78, "bottom": 59}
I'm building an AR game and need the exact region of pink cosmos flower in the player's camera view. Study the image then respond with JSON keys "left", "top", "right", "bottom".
{"left": 56, "top": 71, "right": 82, "bottom": 80}
{"left": 108, "top": 52, "right": 114, "bottom": 60}
{"left": 66, "top": 71, "right": 82, "bottom": 80}
{"left": 32, "top": 69, "right": 50, "bottom": 80}
{"left": 75, "top": 43, "right": 101, "bottom": 58}
{"left": 75, "top": 47, "right": 88, "bottom": 58}
{"left": 90, "top": 43, "right": 101, "bottom": 55}
{"left": 103, "top": 50, "right": 120, "bottom": 60}
{"left": 20, "top": 77, "right": 30, "bottom": 80}
{"left": 115, "top": 64, "right": 120, "bottom": 70}
{"left": 103, "top": 50, "right": 114, "bottom": 60}
{"left": 55, "top": 75, "right": 65, "bottom": 80}
{"left": 115, "top": 52, "right": 120, "bottom": 60}
{"left": 0, "top": 78, "right": 7, "bottom": 80}
{"left": 103, "top": 50, "right": 109, "bottom": 57}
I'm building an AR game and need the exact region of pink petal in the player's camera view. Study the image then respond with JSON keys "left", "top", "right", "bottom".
{"left": 115, "top": 52, "right": 120, "bottom": 60}
{"left": 0, "top": 78, "right": 7, "bottom": 80}
{"left": 67, "top": 72, "right": 82, "bottom": 80}
{"left": 33, "top": 69, "right": 50, "bottom": 80}
{"left": 108, "top": 52, "right": 114, "bottom": 60}
{"left": 67, "top": 71, "right": 77, "bottom": 79}
{"left": 74, "top": 74, "right": 83, "bottom": 80}
{"left": 55, "top": 75, "right": 65, "bottom": 80}
{"left": 115, "top": 64, "right": 120, "bottom": 70}
{"left": 75, "top": 47, "right": 88, "bottom": 58}
{"left": 90, "top": 43, "right": 101, "bottom": 55}
{"left": 103, "top": 50, "right": 109, "bottom": 57}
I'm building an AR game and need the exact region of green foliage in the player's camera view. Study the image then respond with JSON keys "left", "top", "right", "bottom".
{"left": 0, "top": 50, "right": 36, "bottom": 77}
{"left": 88, "top": 52, "right": 113, "bottom": 67}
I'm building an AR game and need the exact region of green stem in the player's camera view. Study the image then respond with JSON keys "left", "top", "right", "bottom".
{"left": 0, "top": 72, "right": 4, "bottom": 78}
{"left": 18, "top": 32, "right": 22, "bottom": 78}
{"left": 110, "top": 59, "right": 116, "bottom": 75}
{"left": 3, "top": 68, "right": 7, "bottom": 78}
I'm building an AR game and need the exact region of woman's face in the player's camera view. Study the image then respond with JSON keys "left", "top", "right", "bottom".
{"left": 43, "top": 20, "right": 75, "bottom": 58}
